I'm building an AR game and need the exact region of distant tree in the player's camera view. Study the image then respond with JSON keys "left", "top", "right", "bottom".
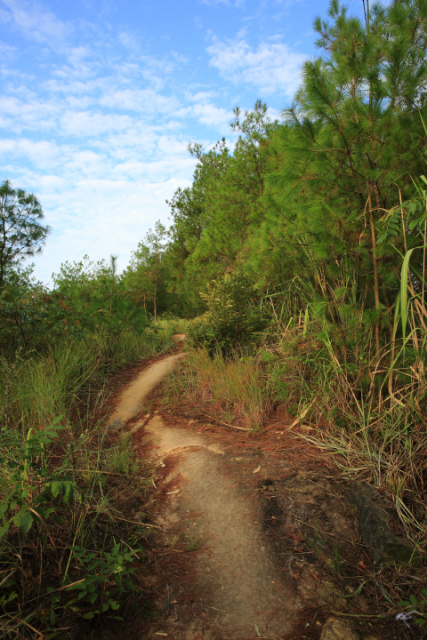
{"left": 0, "top": 180, "right": 50, "bottom": 287}
{"left": 123, "top": 221, "right": 169, "bottom": 320}
{"left": 145, "top": 221, "right": 167, "bottom": 320}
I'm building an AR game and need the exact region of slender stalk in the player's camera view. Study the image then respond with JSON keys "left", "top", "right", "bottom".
{"left": 366, "top": 186, "right": 381, "bottom": 355}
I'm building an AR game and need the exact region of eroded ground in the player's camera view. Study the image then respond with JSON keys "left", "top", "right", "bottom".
{"left": 104, "top": 349, "right": 418, "bottom": 640}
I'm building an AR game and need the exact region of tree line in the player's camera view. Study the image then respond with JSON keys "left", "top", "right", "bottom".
{"left": 2, "top": 0, "right": 427, "bottom": 361}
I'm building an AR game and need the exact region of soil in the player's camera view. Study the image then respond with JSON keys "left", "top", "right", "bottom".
{"left": 104, "top": 343, "right": 419, "bottom": 640}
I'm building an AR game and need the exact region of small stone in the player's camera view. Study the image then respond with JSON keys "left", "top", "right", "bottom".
{"left": 320, "top": 618, "right": 359, "bottom": 640}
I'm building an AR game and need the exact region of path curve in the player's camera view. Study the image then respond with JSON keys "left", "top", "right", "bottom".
{"left": 107, "top": 353, "right": 184, "bottom": 430}
{"left": 108, "top": 352, "right": 296, "bottom": 638}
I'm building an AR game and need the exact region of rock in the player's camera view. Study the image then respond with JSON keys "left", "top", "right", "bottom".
{"left": 320, "top": 618, "right": 359, "bottom": 640}
{"left": 348, "top": 482, "right": 417, "bottom": 566}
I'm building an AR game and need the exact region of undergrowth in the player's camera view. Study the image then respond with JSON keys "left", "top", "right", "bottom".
{"left": 0, "top": 326, "right": 174, "bottom": 638}
{"left": 164, "top": 326, "right": 427, "bottom": 558}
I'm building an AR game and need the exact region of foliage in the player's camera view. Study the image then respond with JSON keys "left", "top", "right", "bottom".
{"left": 122, "top": 221, "right": 170, "bottom": 320}
{"left": 0, "top": 409, "right": 147, "bottom": 638}
{"left": 0, "top": 180, "right": 50, "bottom": 288}
{"left": 398, "top": 589, "right": 427, "bottom": 628}
{"left": 164, "top": 103, "right": 278, "bottom": 316}
{"left": 0, "top": 415, "right": 75, "bottom": 540}
{"left": 189, "top": 269, "right": 268, "bottom": 352}
{"left": 57, "top": 542, "right": 138, "bottom": 621}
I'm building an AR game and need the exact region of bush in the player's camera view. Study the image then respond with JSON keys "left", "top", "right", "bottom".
{"left": 189, "top": 270, "right": 268, "bottom": 352}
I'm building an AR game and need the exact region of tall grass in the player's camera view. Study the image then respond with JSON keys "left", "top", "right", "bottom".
{"left": 1, "top": 327, "right": 173, "bottom": 430}
{"left": 0, "top": 325, "right": 169, "bottom": 637}
{"left": 162, "top": 347, "right": 271, "bottom": 430}
{"left": 264, "top": 296, "right": 427, "bottom": 550}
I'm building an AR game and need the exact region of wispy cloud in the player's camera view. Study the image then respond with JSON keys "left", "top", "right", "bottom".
{"left": 192, "top": 103, "right": 231, "bottom": 131}
{"left": 0, "top": 0, "right": 72, "bottom": 47}
{"left": 207, "top": 37, "right": 306, "bottom": 96}
{"left": 0, "top": 0, "right": 310, "bottom": 283}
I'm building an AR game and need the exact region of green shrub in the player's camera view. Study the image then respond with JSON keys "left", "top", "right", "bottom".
{"left": 189, "top": 270, "right": 268, "bottom": 352}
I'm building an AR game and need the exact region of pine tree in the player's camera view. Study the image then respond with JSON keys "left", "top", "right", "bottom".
{"left": 0, "top": 180, "right": 50, "bottom": 288}
{"left": 259, "top": 0, "right": 427, "bottom": 353}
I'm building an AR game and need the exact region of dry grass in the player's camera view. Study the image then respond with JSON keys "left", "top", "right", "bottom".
{"left": 162, "top": 347, "right": 271, "bottom": 430}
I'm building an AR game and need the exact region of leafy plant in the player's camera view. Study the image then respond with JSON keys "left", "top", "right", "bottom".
{"left": 189, "top": 269, "right": 267, "bottom": 351}
{"left": 0, "top": 416, "right": 77, "bottom": 539}
{"left": 398, "top": 589, "right": 427, "bottom": 628}
{"left": 55, "top": 542, "right": 140, "bottom": 621}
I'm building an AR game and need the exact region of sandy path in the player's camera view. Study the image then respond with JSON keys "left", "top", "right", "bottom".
{"left": 109, "top": 353, "right": 296, "bottom": 638}
{"left": 107, "top": 353, "right": 184, "bottom": 430}
{"left": 143, "top": 416, "right": 295, "bottom": 638}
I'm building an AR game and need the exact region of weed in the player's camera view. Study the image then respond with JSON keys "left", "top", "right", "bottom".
{"left": 398, "top": 589, "right": 427, "bottom": 628}
{"left": 184, "top": 534, "right": 201, "bottom": 552}
{"left": 162, "top": 347, "right": 270, "bottom": 430}
{"left": 0, "top": 410, "right": 149, "bottom": 637}
{"left": 332, "top": 542, "right": 341, "bottom": 575}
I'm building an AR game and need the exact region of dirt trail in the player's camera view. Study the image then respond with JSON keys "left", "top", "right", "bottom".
{"left": 142, "top": 415, "right": 296, "bottom": 638}
{"left": 106, "top": 348, "right": 401, "bottom": 640}
{"left": 109, "top": 351, "right": 297, "bottom": 638}
{"left": 108, "top": 353, "right": 184, "bottom": 430}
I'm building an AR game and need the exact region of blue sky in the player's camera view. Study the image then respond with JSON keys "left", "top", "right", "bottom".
{"left": 0, "top": 0, "right": 366, "bottom": 284}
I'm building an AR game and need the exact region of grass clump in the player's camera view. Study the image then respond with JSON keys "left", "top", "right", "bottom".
{"left": 1, "top": 327, "right": 173, "bottom": 429}
{"left": 162, "top": 347, "right": 271, "bottom": 431}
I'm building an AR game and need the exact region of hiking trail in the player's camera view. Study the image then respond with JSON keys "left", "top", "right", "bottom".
{"left": 107, "top": 344, "right": 386, "bottom": 640}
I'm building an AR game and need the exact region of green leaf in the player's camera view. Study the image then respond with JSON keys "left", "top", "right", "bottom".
{"left": 0, "top": 502, "right": 9, "bottom": 518}
{"left": 83, "top": 612, "right": 95, "bottom": 620}
{"left": 13, "top": 511, "right": 33, "bottom": 534}
{"left": 50, "top": 481, "right": 63, "bottom": 498}
{"left": 42, "top": 507, "right": 55, "bottom": 519}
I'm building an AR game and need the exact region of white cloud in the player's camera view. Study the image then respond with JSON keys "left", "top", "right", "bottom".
{"left": 0, "top": 95, "right": 59, "bottom": 132}
{"left": 99, "top": 88, "right": 180, "bottom": 114}
{"left": 207, "top": 37, "right": 306, "bottom": 96}
{"left": 192, "top": 103, "right": 231, "bottom": 130}
{"left": 0, "top": 137, "right": 60, "bottom": 166}
{"left": 0, "top": 0, "right": 71, "bottom": 48}
{"left": 0, "top": 41, "right": 15, "bottom": 59}
{"left": 60, "top": 110, "right": 133, "bottom": 137}
{"left": 32, "top": 177, "right": 194, "bottom": 283}
{"left": 0, "top": 0, "right": 283, "bottom": 285}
